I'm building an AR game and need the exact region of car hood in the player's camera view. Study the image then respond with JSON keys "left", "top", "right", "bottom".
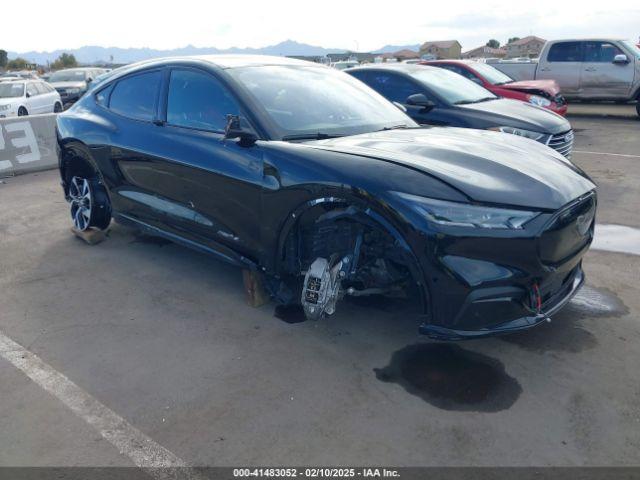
{"left": 50, "top": 81, "right": 86, "bottom": 89}
{"left": 458, "top": 98, "right": 569, "bottom": 134}
{"left": 306, "top": 127, "right": 594, "bottom": 210}
{"left": 499, "top": 79, "right": 561, "bottom": 97}
{"left": 0, "top": 98, "right": 20, "bottom": 106}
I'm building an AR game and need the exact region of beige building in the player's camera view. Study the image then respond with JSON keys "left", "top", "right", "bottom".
{"left": 382, "top": 49, "right": 421, "bottom": 61}
{"left": 505, "top": 36, "right": 546, "bottom": 58}
{"left": 461, "top": 46, "right": 507, "bottom": 59}
{"left": 419, "top": 40, "right": 462, "bottom": 59}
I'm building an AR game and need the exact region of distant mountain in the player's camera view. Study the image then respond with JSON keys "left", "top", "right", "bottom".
{"left": 7, "top": 40, "right": 348, "bottom": 65}
{"left": 374, "top": 44, "right": 422, "bottom": 54}
{"left": 7, "top": 39, "right": 423, "bottom": 65}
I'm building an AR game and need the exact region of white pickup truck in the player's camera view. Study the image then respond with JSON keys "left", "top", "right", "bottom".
{"left": 493, "top": 39, "right": 640, "bottom": 116}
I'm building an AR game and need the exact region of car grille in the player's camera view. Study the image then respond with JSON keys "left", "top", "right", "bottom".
{"left": 554, "top": 94, "right": 567, "bottom": 106}
{"left": 538, "top": 192, "right": 596, "bottom": 265}
{"left": 547, "top": 130, "right": 574, "bottom": 158}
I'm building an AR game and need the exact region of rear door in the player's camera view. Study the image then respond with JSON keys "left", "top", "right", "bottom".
{"left": 25, "top": 82, "right": 42, "bottom": 113}
{"left": 581, "top": 41, "right": 634, "bottom": 99}
{"left": 34, "top": 82, "right": 53, "bottom": 112}
{"left": 538, "top": 41, "right": 583, "bottom": 96}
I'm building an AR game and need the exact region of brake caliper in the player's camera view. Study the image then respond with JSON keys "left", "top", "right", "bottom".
{"left": 301, "top": 256, "right": 351, "bottom": 321}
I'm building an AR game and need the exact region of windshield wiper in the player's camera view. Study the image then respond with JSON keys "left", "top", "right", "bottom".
{"left": 281, "top": 133, "right": 344, "bottom": 141}
{"left": 455, "top": 97, "right": 496, "bottom": 105}
{"left": 378, "top": 124, "right": 413, "bottom": 131}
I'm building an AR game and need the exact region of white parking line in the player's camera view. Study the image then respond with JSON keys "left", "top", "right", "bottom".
{"left": 592, "top": 224, "right": 640, "bottom": 256}
{"left": 574, "top": 150, "right": 640, "bottom": 159}
{"left": 0, "top": 330, "right": 206, "bottom": 480}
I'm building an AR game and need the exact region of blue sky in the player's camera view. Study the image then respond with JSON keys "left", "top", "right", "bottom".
{"left": 3, "top": 0, "right": 640, "bottom": 53}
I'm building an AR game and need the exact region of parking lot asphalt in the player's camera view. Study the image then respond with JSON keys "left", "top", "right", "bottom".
{"left": 1, "top": 114, "right": 639, "bottom": 468}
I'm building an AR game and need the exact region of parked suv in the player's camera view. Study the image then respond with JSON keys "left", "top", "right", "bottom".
{"left": 56, "top": 55, "right": 595, "bottom": 339}
{"left": 423, "top": 60, "right": 567, "bottom": 115}
{"left": 0, "top": 80, "right": 62, "bottom": 117}
{"left": 493, "top": 39, "right": 640, "bottom": 116}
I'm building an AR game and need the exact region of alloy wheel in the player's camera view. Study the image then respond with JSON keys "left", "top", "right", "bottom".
{"left": 69, "top": 176, "right": 92, "bottom": 231}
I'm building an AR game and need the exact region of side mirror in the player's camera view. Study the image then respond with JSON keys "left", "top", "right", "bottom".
{"left": 613, "top": 54, "right": 629, "bottom": 64}
{"left": 87, "top": 77, "right": 93, "bottom": 83}
{"left": 224, "top": 114, "right": 258, "bottom": 147}
{"left": 26, "top": 92, "right": 31, "bottom": 98}
{"left": 406, "top": 93, "right": 435, "bottom": 110}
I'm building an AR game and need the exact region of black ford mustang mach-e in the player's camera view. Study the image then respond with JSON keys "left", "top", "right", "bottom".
{"left": 56, "top": 55, "right": 596, "bottom": 339}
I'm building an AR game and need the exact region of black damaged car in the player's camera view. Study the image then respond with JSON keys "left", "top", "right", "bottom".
{"left": 56, "top": 55, "right": 596, "bottom": 340}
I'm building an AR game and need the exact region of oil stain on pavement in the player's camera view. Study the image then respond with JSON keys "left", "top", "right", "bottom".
{"left": 274, "top": 304, "right": 307, "bottom": 324}
{"left": 374, "top": 344, "right": 521, "bottom": 412}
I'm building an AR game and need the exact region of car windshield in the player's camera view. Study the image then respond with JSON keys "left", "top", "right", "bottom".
{"left": 49, "top": 70, "right": 87, "bottom": 82}
{"left": 0, "top": 82, "right": 25, "bottom": 98}
{"left": 410, "top": 67, "right": 497, "bottom": 105}
{"left": 227, "top": 65, "right": 417, "bottom": 139}
{"left": 468, "top": 62, "right": 514, "bottom": 85}
{"left": 622, "top": 40, "right": 640, "bottom": 58}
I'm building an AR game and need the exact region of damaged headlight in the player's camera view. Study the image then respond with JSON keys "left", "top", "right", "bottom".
{"left": 527, "top": 94, "right": 552, "bottom": 107}
{"left": 393, "top": 193, "right": 539, "bottom": 229}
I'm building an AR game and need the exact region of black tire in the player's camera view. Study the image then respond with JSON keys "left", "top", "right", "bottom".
{"left": 636, "top": 101, "right": 640, "bottom": 118}
{"left": 67, "top": 163, "right": 111, "bottom": 231}
{"left": 18, "top": 107, "right": 28, "bottom": 116}
{"left": 54, "top": 102, "right": 63, "bottom": 113}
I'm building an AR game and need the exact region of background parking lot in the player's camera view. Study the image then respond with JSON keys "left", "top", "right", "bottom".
{"left": 0, "top": 108, "right": 639, "bottom": 468}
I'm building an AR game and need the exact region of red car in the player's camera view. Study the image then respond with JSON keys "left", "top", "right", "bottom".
{"left": 422, "top": 60, "right": 568, "bottom": 116}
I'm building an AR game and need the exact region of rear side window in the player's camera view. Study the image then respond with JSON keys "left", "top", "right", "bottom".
{"left": 109, "top": 71, "right": 161, "bottom": 121}
{"left": 35, "top": 83, "right": 48, "bottom": 95}
{"left": 548, "top": 42, "right": 583, "bottom": 62}
{"left": 583, "top": 42, "right": 624, "bottom": 62}
{"left": 26, "top": 83, "right": 39, "bottom": 97}
{"left": 166, "top": 69, "right": 240, "bottom": 132}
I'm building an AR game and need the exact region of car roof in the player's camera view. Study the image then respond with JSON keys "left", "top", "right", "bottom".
{"left": 349, "top": 63, "right": 438, "bottom": 74}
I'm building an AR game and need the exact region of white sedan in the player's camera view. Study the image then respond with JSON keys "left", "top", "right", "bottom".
{"left": 0, "top": 80, "right": 63, "bottom": 118}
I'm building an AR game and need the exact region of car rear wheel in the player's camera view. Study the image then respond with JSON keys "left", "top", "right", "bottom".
{"left": 68, "top": 175, "right": 111, "bottom": 231}
{"left": 636, "top": 101, "right": 640, "bottom": 118}
{"left": 18, "top": 107, "right": 28, "bottom": 116}
{"left": 54, "top": 102, "right": 62, "bottom": 113}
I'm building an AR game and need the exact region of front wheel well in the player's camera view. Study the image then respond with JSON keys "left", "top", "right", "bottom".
{"left": 276, "top": 201, "right": 429, "bottom": 315}
{"left": 60, "top": 146, "right": 100, "bottom": 195}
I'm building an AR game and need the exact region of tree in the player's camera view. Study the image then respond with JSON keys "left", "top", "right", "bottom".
{"left": 51, "top": 53, "right": 78, "bottom": 70}
{"left": 486, "top": 39, "right": 500, "bottom": 49}
{"left": 507, "top": 37, "right": 521, "bottom": 44}
{"left": 0, "top": 50, "right": 7, "bottom": 69}
{"left": 6, "top": 57, "right": 29, "bottom": 70}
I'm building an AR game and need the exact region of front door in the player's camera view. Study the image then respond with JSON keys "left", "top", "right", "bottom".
{"left": 115, "top": 67, "right": 264, "bottom": 261}
{"left": 581, "top": 41, "right": 635, "bottom": 99}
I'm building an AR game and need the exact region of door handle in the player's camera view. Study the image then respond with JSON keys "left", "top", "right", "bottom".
{"left": 584, "top": 67, "right": 597, "bottom": 72}
{"left": 540, "top": 67, "right": 551, "bottom": 72}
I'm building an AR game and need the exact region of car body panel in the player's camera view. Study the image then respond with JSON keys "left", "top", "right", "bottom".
{"left": 307, "top": 128, "right": 593, "bottom": 210}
